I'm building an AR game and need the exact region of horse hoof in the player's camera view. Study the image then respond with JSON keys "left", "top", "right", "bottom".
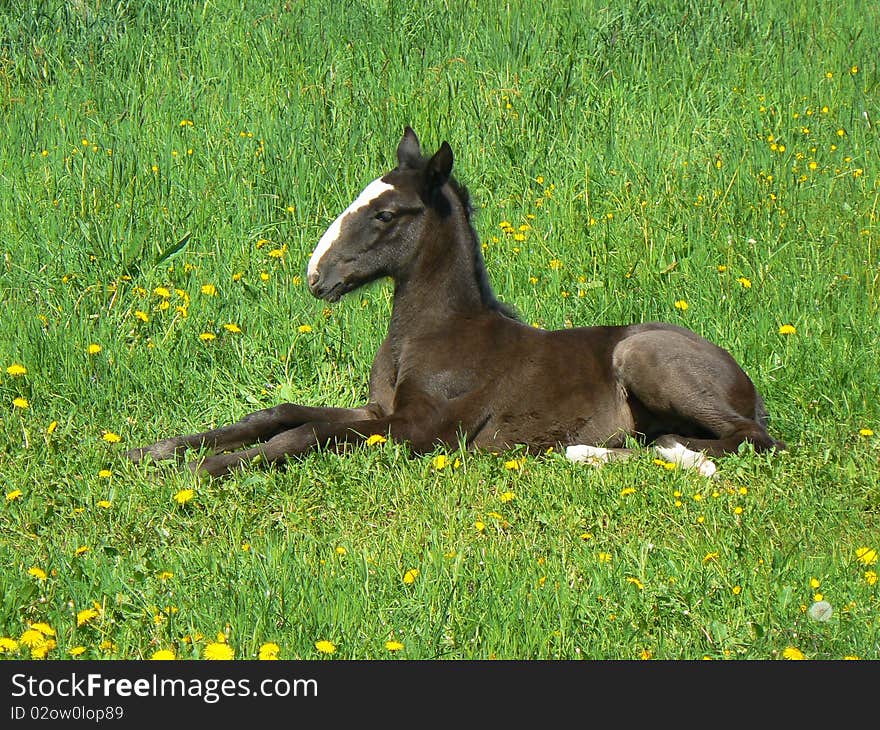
{"left": 125, "top": 439, "right": 180, "bottom": 464}
{"left": 565, "top": 445, "right": 610, "bottom": 467}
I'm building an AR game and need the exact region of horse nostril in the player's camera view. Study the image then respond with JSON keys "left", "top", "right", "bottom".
{"left": 307, "top": 272, "right": 319, "bottom": 289}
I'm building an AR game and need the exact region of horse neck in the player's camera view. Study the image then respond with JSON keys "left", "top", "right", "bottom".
{"left": 389, "top": 205, "right": 488, "bottom": 335}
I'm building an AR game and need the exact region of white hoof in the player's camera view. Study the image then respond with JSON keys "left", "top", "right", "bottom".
{"left": 566, "top": 445, "right": 610, "bottom": 467}
{"left": 654, "top": 442, "right": 718, "bottom": 478}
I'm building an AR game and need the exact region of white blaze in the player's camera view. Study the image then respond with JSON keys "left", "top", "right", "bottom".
{"left": 307, "top": 178, "right": 395, "bottom": 281}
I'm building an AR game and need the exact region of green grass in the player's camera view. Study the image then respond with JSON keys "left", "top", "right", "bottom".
{"left": 0, "top": 0, "right": 878, "bottom": 660}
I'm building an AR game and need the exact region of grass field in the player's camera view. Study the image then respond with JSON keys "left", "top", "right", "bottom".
{"left": 0, "top": 0, "right": 878, "bottom": 661}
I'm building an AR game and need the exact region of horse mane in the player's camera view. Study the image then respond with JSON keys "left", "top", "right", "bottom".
{"left": 446, "top": 176, "right": 520, "bottom": 321}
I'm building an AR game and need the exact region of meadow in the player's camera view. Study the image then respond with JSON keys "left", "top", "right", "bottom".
{"left": 0, "top": 0, "right": 878, "bottom": 660}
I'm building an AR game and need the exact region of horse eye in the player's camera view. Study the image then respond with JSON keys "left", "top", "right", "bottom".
{"left": 375, "top": 210, "right": 394, "bottom": 223}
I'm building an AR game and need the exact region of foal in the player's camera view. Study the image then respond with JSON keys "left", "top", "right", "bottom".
{"left": 127, "top": 127, "right": 784, "bottom": 477}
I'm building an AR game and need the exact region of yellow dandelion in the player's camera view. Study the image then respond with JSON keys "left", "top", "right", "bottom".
{"left": 6, "top": 363, "right": 27, "bottom": 376}
{"left": 258, "top": 642, "right": 280, "bottom": 660}
{"left": 76, "top": 607, "right": 100, "bottom": 627}
{"left": 674, "top": 300, "right": 688, "bottom": 311}
{"left": 855, "top": 547, "right": 878, "bottom": 565}
{"left": 150, "top": 649, "right": 176, "bottom": 660}
{"left": 620, "top": 487, "right": 636, "bottom": 497}
{"left": 153, "top": 286, "right": 171, "bottom": 298}
{"left": 74, "top": 546, "right": 90, "bottom": 557}
{"left": 385, "top": 640, "right": 404, "bottom": 652}
{"left": 626, "top": 577, "right": 644, "bottom": 590}
{"left": 200, "top": 284, "right": 217, "bottom": 296}
{"left": 403, "top": 568, "right": 419, "bottom": 584}
{"left": 268, "top": 247, "right": 287, "bottom": 258}
{"left": 12, "top": 397, "right": 29, "bottom": 409}
{"left": 717, "top": 264, "right": 727, "bottom": 273}
{"left": 134, "top": 310, "right": 149, "bottom": 323}
{"left": 504, "top": 458, "right": 522, "bottom": 470}
{"left": 96, "top": 500, "right": 111, "bottom": 509}
{"left": 0, "top": 637, "right": 19, "bottom": 653}
{"left": 47, "top": 420, "right": 58, "bottom": 435}
{"left": 597, "top": 552, "right": 612, "bottom": 563}
{"left": 204, "top": 642, "right": 234, "bottom": 660}
{"left": 87, "top": 343, "right": 102, "bottom": 355}
{"left": 580, "top": 532, "right": 594, "bottom": 541}
{"left": 19, "top": 630, "right": 46, "bottom": 649}
{"left": 223, "top": 323, "right": 242, "bottom": 333}
{"left": 432, "top": 454, "right": 448, "bottom": 470}
{"left": 102, "top": 431, "right": 121, "bottom": 443}
{"left": 28, "top": 566, "right": 47, "bottom": 581}
{"left": 732, "top": 585, "right": 742, "bottom": 595}
{"left": 297, "top": 324, "right": 312, "bottom": 334}
{"left": 366, "top": 434, "right": 387, "bottom": 446}
{"left": 703, "top": 552, "right": 719, "bottom": 563}
{"left": 499, "top": 491, "right": 516, "bottom": 503}
{"left": 858, "top": 428, "right": 874, "bottom": 437}
{"left": 199, "top": 332, "right": 216, "bottom": 341}
{"left": 850, "top": 65, "right": 859, "bottom": 74}
{"left": 778, "top": 324, "right": 797, "bottom": 335}
{"left": 6, "top": 489, "right": 22, "bottom": 501}
{"left": 865, "top": 571, "right": 877, "bottom": 586}
{"left": 736, "top": 277, "right": 752, "bottom": 289}
{"left": 173, "top": 488, "right": 195, "bottom": 505}
{"left": 315, "top": 640, "right": 336, "bottom": 655}
{"left": 782, "top": 646, "right": 805, "bottom": 660}
{"left": 548, "top": 258, "right": 563, "bottom": 270}
{"left": 335, "top": 546, "right": 347, "bottom": 556}
{"left": 475, "top": 520, "right": 486, "bottom": 532}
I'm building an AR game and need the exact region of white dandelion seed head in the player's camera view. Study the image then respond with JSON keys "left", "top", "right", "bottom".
{"left": 808, "top": 600, "right": 833, "bottom": 622}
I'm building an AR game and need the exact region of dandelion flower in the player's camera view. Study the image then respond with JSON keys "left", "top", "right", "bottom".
{"left": 223, "top": 323, "right": 242, "bottom": 333}
{"left": 366, "top": 434, "right": 387, "bottom": 446}
{"left": 19, "top": 630, "right": 46, "bottom": 649}
{"left": 6, "top": 363, "right": 27, "bottom": 376}
{"left": 102, "top": 431, "right": 121, "bottom": 443}
{"left": 74, "top": 546, "right": 90, "bottom": 557}
{"left": 199, "top": 332, "right": 216, "bottom": 341}
{"left": 674, "top": 299, "right": 688, "bottom": 311}
{"left": 98, "top": 469, "right": 112, "bottom": 478}
{"left": 778, "top": 324, "right": 797, "bottom": 335}
{"left": 855, "top": 547, "right": 878, "bottom": 565}
{"left": 12, "top": 397, "right": 29, "bottom": 409}
{"left": 150, "top": 649, "right": 175, "bottom": 660}
{"left": 173, "top": 489, "right": 195, "bottom": 505}
{"left": 858, "top": 428, "right": 874, "bottom": 437}
{"left": 87, "top": 344, "right": 102, "bottom": 355}
{"left": 315, "top": 640, "right": 336, "bottom": 655}
{"left": 736, "top": 277, "right": 752, "bottom": 289}
{"left": 6, "top": 489, "right": 22, "bottom": 501}
{"left": 432, "top": 454, "right": 448, "bottom": 470}
{"left": 204, "top": 642, "right": 234, "bottom": 660}
{"left": 47, "top": 421, "right": 57, "bottom": 435}
{"left": 96, "top": 500, "right": 111, "bottom": 509}
{"left": 782, "top": 646, "right": 805, "bottom": 660}
{"left": 297, "top": 324, "right": 312, "bottom": 334}
{"left": 385, "top": 640, "right": 404, "bottom": 652}
{"left": 865, "top": 571, "right": 877, "bottom": 586}
{"left": 504, "top": 459, "right": 521, "bottom": 470}
{"left": 403, "top": 568, "right": 419, "bottom": 584}
{"left": 258, "top": 642, "right": 280, "bottom": 660}
{"left": 620, "top": 487, "right": 636, "bottom": 497}
{"left": 626, "top": 577, "right": 644, "bottom": 590}
{"left": 77, "top": 608, "right": 100, "bottom": 627}
{"left": 0, "top": 637, "right": 19, "bottom": 653}
{"left": 134, "top": 310, "right": 149, "bottom": 323}
{"left": 597, "top": 552, "right": 612, "bottom": 563}
{"left": 28, "top": 567, "right": 47, "bottom": 581}
{"left": 200, "top": 284, "right": 217, "bottom": 296}
{"left": 499, "top": 491, "right": 515, "bottom": 503}
{"left": 475, "top": 520, "right": 486, "bottom": 532}
{"left": 335, "top": 546, "right": 347, "bottom": 556}
{"left": 808, "top": 601, "right": 833, "bottom": 622}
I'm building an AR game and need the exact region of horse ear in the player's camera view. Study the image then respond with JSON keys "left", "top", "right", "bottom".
{"left": 397, "top": 126, "right": 422, "bottom": 168}
{"left": 424, "top": 141, "right": 453, "bottom": 194}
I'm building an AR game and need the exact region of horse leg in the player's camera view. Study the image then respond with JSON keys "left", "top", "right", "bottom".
{"left": 125, "top": 403, "right": 380, "bottom": 464}
{"left": 612, "top": 329, "right": 784, "bottom": 473}
{"left": 188, "top": 397, "right": 489, "bottom": 477}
